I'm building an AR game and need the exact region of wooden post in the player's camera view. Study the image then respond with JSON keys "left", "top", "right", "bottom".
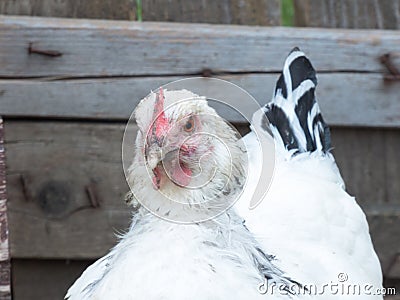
{"left": 0, "top": 117, "right": 11, "bottom": 300}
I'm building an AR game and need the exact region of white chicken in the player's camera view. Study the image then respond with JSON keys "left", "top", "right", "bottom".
{"left": 66, "top": 48, "right": 383, "bottom": 300}
{"left": 236, "top": 48, "right": 383, "bottom": 299}
{"left": 65, "top": 88, "right": 302, "bottom": 299}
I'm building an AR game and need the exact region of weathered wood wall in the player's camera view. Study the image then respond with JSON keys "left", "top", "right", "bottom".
{"left": 4, "top": 120, "right": 400, "bottom": 259}
{"left": 0, "top": 0, "right": 137, "bottom": 20}
{"left": 11, "top": 259, "right": 91, "bottom": 300}
{"left": 0, "top": 0, "right": 281, "bottom": 25}
{"left": 5, "top": 125, "right": 400, "bottom": 299}
{"left": 0, "top": 16, "right": 399, "bottom": 127}
{"left": 0, "top": 8, "right": 399, "bottom": 300}
{"left": 294, "top": 0, "right": 400, "bottom": 29}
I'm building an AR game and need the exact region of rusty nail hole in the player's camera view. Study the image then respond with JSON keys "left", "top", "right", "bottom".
{"left": 201, "top": 68, "right": 212, "bottom": 77}
{"left": 380, "top": 53, "right": 400, "bottom": 82}
{"left": 85, "top": 183, "right": 101, "bottom": 208}
{"left": 19, "top": 174, "right": 32, "bottom": 202}
{"left": 28, "top": 42, "right": 63, "bottom": 57}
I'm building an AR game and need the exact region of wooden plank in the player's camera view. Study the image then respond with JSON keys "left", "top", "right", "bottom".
{"left": 0, "top": 0, "right": 280, "bottom": 25}
{"left": 386, "top": 131, "right": 400, "bottom": 209}
{"left": 387, "top": 254, "right": 400, "bottom": 279}
{"left": 139, "top": 0, "right": 281, "bottom": 26}
{"left": 0, "top": 117, "right": 11, "bottom": 300}
{"left": 331, "top": 127, "right": 400, "bottom": 208}
{"left": 1, "top": 73, "right": 400, "bottom": 127}
{"left": 4, "top": 120, "right": 400, "bottom": 263}
{"left": 5, "top": 121, "right": 131, "bottom": 259}
{"left": 12, "top": 259, "right": 94, "bottom": 300}
{"left": 368, "top": 214, "right": 400, "bottom": 279}
{"left": 0, "top": 0, "right": 137, "bottom": 20}
{"left": 0, "top": 16, "right": 399, "bottom": 77}
{"left": 294, "top": 0, "right": 400, "bottom": 29}
{"left": 0, "top": 77, "right": 181, "bottom": 121}
{"left": 331, "top": 127, "right": 387, "bottom": 207}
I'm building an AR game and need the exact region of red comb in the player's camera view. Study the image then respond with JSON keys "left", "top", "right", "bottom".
{"left": 151, "top": 88, "right": 169, "bottom": 141}
{"left": 153, "top": 88, "right": 165, "bottom": 119}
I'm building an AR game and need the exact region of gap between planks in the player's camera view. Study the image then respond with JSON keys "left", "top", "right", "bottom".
{"left": 0, "top": 69, "right": 383, "bottom": 81}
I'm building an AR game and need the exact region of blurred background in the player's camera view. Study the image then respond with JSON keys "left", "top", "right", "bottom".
{"left": 0, "top": 0, "right": 399, "bottom": 299}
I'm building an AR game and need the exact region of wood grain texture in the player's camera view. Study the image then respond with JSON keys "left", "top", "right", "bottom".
{"left": 331, "top": 127, "right": 400, "bottom": 209}
{"left": 0, "top": 0, "right": 280, "bottom": 25}
{"left": 4, "top": 121, "right": 400, "bottom": 272}
{"left": 0, "top": 0, "right": 137, "bottom": 21}
{"left": 1, "top": 73, "right": 400, "bottom": 127}
{"left": 294, "top": 0, "right": 400, "bottom": 29}
{"left": 387, "top": 254, "right": 400, "bottom": 279}
{"left": 0, "top": 118, "right": 11, "bottom": 300}
{"left": 368, "top": 214, "right": 400, "bottom": 279}
{"left": 5, "top": 121, "right": 131, "bottom": 259}
{"left": 139, "top": 0, "right": 280, "bottom": 25}
{"left": 12, "top": 259, "right": 93, "bottom": 300}
{"left": 0, "top": 16, "right": 399, "bottom": 77}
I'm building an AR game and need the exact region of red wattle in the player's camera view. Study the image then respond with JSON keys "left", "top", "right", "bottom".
{"left": 171, "top": 163, "right": 192, "bottom": 187}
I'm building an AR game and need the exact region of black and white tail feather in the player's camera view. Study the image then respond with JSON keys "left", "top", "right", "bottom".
{"left": 264, "top": 48, "right": 331, "bottom": 156}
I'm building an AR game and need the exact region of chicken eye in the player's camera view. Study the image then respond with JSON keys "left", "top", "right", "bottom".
{"left": 183, "top": 117, "right": 195, "bottom": 132}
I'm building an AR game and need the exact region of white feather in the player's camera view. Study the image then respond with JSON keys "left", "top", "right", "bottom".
{"left": 236, "top": 129, "right": 383, "bottom": 300}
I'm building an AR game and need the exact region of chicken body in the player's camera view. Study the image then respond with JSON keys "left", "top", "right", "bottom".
{"left": 66, "top": 49, "right": 383, "bottom": 300}
{"left": 66, "top": 211, "right": 293, "bottom": 300}
{"left": 236, "top": 49, "right": 383, "bottom": 299}
{"left": 66, "top": 90, "right": 300, "bottom": 300}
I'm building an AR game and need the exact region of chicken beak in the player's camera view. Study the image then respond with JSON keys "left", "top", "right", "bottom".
{"left": 145, "top": 145, "right": 163, "bottom": 190}
{"left": 146, "top": 145, "right": 179, "bottom": 170}
{"left": 146, "top": 146, "right": 162, "bottom": 170}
